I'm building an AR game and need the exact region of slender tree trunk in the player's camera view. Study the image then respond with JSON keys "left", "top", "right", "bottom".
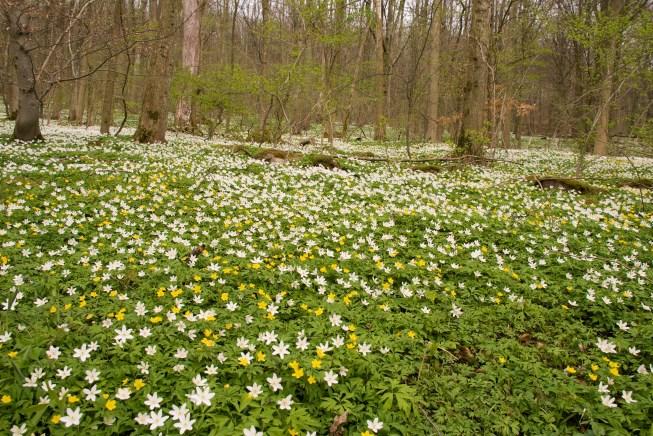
{"left": 258, "top": 0, "right": 271, "bottom": 139}
{"left": 134, "top": 0, "right": 180, "bottom": 143}
{"left": 426, "top": 1, "right": 442, "bottom": 142}
{"left": 373, "top": 0, "right": 386, "bottom": 140}
{"left": 175, "top": 0, "right": 201, "bottom": 131}
{"left": 456, "top": 0, "right": 490, "bottom": 155}
{"left": 594, "top": 0, "right": 623, "bottom": 155}
{"left": 100, "top": 1, "right": 123, "bottom": 134}
{"left": 3, "top": 37, "right": 19, "bottom": 120}
{"left": 8, "top": 8, "right": 43, "bottom": 141}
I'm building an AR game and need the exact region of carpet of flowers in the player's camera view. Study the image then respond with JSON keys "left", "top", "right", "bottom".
{"left": 1, "top": 122, "right": 652, "bottom": 435}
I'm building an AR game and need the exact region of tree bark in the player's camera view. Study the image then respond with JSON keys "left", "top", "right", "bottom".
{"left": 175, "top": 0, "right": 201, "bottom": 131}
{"left": 593, "top": 0, "right": 624, "bottom": 155}
{"left": 100, "top": 1, "right": 123, "bottom": 134}
{"left": 7, "top": 7, "right": 43, "bottom": 141}
{"left": 456, "top": 0, "right": 491, "bottom": 155}
{"left": 3, "top": 36, "right": 19, "bottom": 120}
{"left": 426, "top": 1, "right": 442, "bottom": 142}
{"left": 373, "top": 0, "right": 386, "bottom": 140}
{"left": 134, "top": 0, "right": 180, "bottom": 143}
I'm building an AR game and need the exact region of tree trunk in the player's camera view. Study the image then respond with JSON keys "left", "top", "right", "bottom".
{"left": 3, "top": 37, "right": 19, "bottom": 120}
{"left": 8, "top": 8, "right": 43, "bottom": 141}
{"left": 100, "top": 1, "right": 123, "bottom": 134}
{"left": 373, "top": 0, "right": 386, "bottom": 140}
{"left": 134, "top": 0, "right": 179, "bottom": 143}
{"left": 456, "top": 0, "right": 490, "bottom": 155}
{"left": 426, "top": 1, "right": 442, "bottom": 142}
{"left": 175, "top": 0, "right": 201, "bottom": 131}
{"left": 593, "top": 0, "right": 623, "bottom": 155}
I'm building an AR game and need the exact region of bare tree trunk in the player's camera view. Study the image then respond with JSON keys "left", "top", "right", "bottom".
{"left": 100, "top": 1, "right": 123, "bottom": 134}
{"left": 3, "top": 36, "right": 19, "bottom": 120}
{"left": 456, "top": 0, "right": 490, "bottom": 155}
{"left": 373, "top": 0, "right": 386, "bottom": 140}
{"left": 7, "top": 7, "right": 43, "bottom": 141}
{"left": 594, "top": 0, "right": 623, "bottom": 155}
{"left": 134, "top": 0, "right": 179, "bottom": 143}
{"left": 501, "top": 106, "right": 511, "bottom": 148}
{"left": 257, "top": 0, "right": 271, "bottom": 139}
{"left": 426, "top": 0, "right": 442, "bottom": 142}
{"left": 175, "top": 0, "right": 201, "bottom": 131}
{"left": 342, "top": 1, "right": 369, "bottom": 138}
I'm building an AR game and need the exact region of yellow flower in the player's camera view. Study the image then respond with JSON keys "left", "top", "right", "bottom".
{"left": 67, "top": 395, "right": 80, "bottom": 404}
{"left": 149, "top": 316, "right": 162, "bottom": 324}
{"left": 292, "top": 368, "right": 304, "bottom": 379}
{"left": 1, "top": 395, "right": 12, "bottom": 404}
{"left": 407, "top": 330, "right": 416, "bottom": 339}
{"left": 307, "top": 376, "right": 317, "bottom": 384}
{"left": 589, "top": 373, "right": 598, "bottom": 381}
{"left": 288, "top": 429, "right": 299, "bottom": 436}
{"left": 565, "top": 366, "right": 576, "bottom": 374}
{"left": 201, "top": 338, "right": 215, "bottom": 347}
{"left": 7, "top": 351, "right": 17, "bottom": 358}
{"left": 133, "top": 379, "right": 145, "bottom": 390}
{"left": 238, "top": 356, "right": 250, "bottom": 367}
{"left": 106, "top": 399, "right": 117, "bottom": 411}
{"left": 51, "top": 415, "right": 61, "bottom": 424}
{"left": 591, "top": 364, "right": 599, "bottom": 372}
{"left": 256, "top": 351, "right": 266, "bottom": 362}
{"left": 311, "top": 359, "right": 322, "bottom": 369}
{"left": 289, "top": 360, "right": 300, "bottom": 370}
{"left": 609, "top": 367, "right": 619, "bottom": 377}
{"left": 498, "top": 357, "right": 507, "bottom": 365}
{"left": 361, "top": 432, "right": 374, "bottom": 436}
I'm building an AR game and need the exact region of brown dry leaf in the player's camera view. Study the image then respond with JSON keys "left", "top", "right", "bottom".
{"left": 329, "top": 412, "right": 348, "bottom": 436}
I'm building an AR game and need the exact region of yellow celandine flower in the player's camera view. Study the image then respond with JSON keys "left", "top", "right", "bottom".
{"left": 288, "top": 428, "right": 299, "bottom": 436}
{"left": 51, "top": 415, "right": 61, "bottom": 424}
{"left": 256, "top": 351, "right": 266, "bottom": 362}
{"left": 201, "top": 338, "right": 215, "bottom": 347}
{"left": 134, "top": 379, "right": 145, "bottom": 390}
{"left": 149, "top": 316, "right": 162, "bottom": 324}
{"left": 157, "top": 289, "right": 166, "bottom": 298}
{"left": 591, "top": 364, "right": 599, "bottom": 372}
{"left": 115, "top": 312, "right": 125, "bottom": 321}
{"left": 106, "top": 399, "right": 116, "bottom": 411}
{"left": 172, "top": 289, "right": 183, "bottom": 298}
{"left": 292, "top": 368, "right": 304, "bottom": 379}
{"left": 1, "top": 395, "right": 12, "bottom": 404}
{"left": 565, "top": 367, "right": 576, "bottom": 374}
{"left": 289, "top": 360, "right": 300, "bottom": 370}
{"left": 407, "top": 331, "right": 416, "bottom": 339}
{"left": 361, "top": 432, "right": 373, "bottom": 436}
{"left": 311, "top": 359, "right": 322, "bottom": 369}
{"left": 50, "top": 305, "right": 57, "bottom": 313}
{"left": 68, "top": 395, "right": 80, "bottom": 404}
{"left": 258, "top": 301, "right": 267, "bottom": 309}
{"left": 238, "top": 356, "right": 250, "bottom": 367}
{"left": 314, "top": 307, "right": 324, "bottom": 316}
{"left": 7, "top": 351, "right": 17, "bottom": 358}
{"left": 346, "top": 343, "right": 355, "bottom": 350}
{"left": 307, "top": 376, "right": 317, "bottom": 384}
{"left": 193, "top": 275, "right": 201, "bottom": 281}
{"left": 589, "top": 373, "right": 598, "bottom": 381}
{"left": 609, "top": 367, "right": 619, "bottom": 377}
{"left": 498, "top": 357, "right": 507, "bottom": 364}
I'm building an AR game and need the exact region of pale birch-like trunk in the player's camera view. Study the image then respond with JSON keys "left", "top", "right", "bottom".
{"left": 373, "top": 0, "right": 386, "bottom": 140}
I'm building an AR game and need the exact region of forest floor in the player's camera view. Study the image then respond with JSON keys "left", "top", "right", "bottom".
{"left": 1, "top": 121, "right": 653, "bottom": 435}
